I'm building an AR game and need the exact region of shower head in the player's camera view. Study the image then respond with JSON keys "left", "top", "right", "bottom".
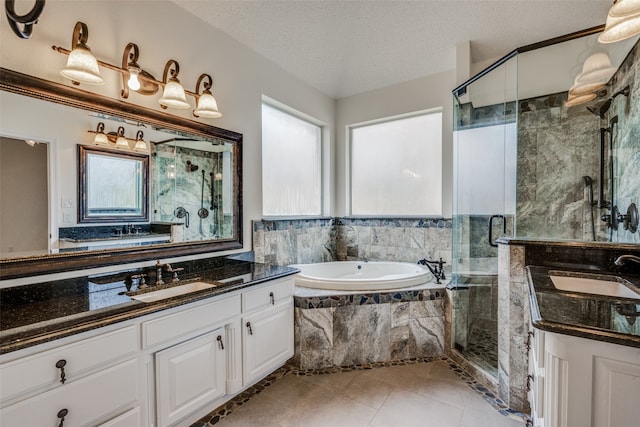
{"left": 186, "top": 160, "right": 199, "bottom": 172}
{"left": 586, "top": 85, "right": 630, "bottom": 119}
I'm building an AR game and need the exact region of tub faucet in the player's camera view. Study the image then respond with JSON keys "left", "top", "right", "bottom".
{"left": 418, "top": 257, "right": 446, "bottom": 284}
{"left": 614, "top": 254, "right": 640, "bottom": 266}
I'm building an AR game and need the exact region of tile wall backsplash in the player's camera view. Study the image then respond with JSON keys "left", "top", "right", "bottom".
{"left": 252, "top": 217, "right": 452, "bottom": 268}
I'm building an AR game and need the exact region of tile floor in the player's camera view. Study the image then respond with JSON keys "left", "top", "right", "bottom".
{"left": 197, "top": 360, "right": 525, "bottom": 427}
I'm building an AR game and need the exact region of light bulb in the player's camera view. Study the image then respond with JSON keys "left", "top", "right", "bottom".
{"left": 127, "top": 68, "right": 141, "bottom": 91}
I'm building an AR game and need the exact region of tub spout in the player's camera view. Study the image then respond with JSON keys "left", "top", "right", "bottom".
{"left": 418, "top": 257, "right": 446, "bottom": 284}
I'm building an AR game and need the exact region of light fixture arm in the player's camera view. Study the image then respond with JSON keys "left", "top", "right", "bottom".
{"left": 71, "top": 21, "right": 89, "bottom": 49}
{"left": 5, "top": 0, "right": 45, "bottom": 39}
{"left": 195, "top": 73, "right": 213, "bottom": 94}
{"left": 121, "top": 42, "right": 140, "bottom": 98}
{"left": 162, "top": 59, "right": 181, "bottom": 83}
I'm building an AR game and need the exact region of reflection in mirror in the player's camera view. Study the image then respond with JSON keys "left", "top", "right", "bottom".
{"left": 0, "top": 68, "right": 243, "bottom": 278}
{"left": 79, "top": 146, "right": 149, "bottom": 223}
{"left": 0, "top": 136, "right": 49, "bottom": 257}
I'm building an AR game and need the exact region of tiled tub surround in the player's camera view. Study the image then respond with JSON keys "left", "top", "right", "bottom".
{"left": 292, "top": 285, "right": 450, "bottom": 370}
{"left": 497, "top": 238, "right": 640, "bottom": 413}
{"left": 253, "top": 217, "right": 452, "bottom": 268}
{"left": 0, "top": 255, "right": 296, "bottom": 354}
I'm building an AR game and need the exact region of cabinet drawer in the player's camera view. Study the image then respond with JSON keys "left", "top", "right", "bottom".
{"left": 142, "top": 294, "right": 241, "bottom": 349}
{"left": 242, "top": 277, "right": 294, "bottom": 313}
{"left": 0, "top": 325, "right": 137, "bottom": 405}
{"left": 100, "top": 407, "right": 140, "bottom": 427}
{"left": 0, "top": 359, "right": 138, "bottom": 427}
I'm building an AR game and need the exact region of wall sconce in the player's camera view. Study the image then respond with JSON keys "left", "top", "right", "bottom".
{"left": 59, "top": 22, "right": 105, "bottom": 85}
{"left": 194, "top": 74, "right": 222, "bottom": 118}
{"left": 53, "top": 21, "right": 221, "bottom": 118}
{"left": 599, "top": 0, "right": 640, "bottom": 44}
{"left": 88, "top": 122, "right": 148, "bottom": 152}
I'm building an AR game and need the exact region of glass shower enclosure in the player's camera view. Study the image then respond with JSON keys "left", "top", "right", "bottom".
{"left": 451, "top": 57, "right": 517, "bottom": 376}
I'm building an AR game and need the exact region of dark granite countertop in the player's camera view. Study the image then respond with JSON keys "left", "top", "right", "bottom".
{"left": 527, "top": 265, "right": 640, "bottom": 348}
{"left": 59, "top": 232, "right": 171, "bottom": 243}
{"left": 0, "top": 259, "right": 298, "bottom": 355}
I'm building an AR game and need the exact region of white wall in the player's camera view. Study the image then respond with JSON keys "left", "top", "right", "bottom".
{"left": 0, "top": 0, "right": 335, "bottom": 258}
{"left": 335, "top": 70, "right": 456, "bottom": 218}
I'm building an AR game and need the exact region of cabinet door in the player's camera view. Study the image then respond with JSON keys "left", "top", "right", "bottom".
{"left": 155, "top": 329, "right": 226, "bottom": 427}
{"left": 243, "top": 302, "right": 293, "bottom": 386}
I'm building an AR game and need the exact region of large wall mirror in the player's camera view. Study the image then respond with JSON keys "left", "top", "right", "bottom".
{"left": 0, "top": 68, "right": 243, "bottom": 279}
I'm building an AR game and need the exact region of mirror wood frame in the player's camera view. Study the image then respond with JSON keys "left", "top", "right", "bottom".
{"left": 0, "top": 67, "right": 243, "bottom": 280}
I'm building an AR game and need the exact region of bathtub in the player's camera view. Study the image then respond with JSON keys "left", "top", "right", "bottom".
{"left": 290, "top": 261, "right": 433, "bottom": 291}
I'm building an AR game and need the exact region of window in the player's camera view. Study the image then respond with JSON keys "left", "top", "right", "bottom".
{"left": 262, "top": 101, "right": 322, "bottom": 216}
{"left": 350, "top": 110, "right": 442, "bottom": 216}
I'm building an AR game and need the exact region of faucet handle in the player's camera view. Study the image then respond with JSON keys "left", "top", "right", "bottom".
{"left": 130, "top": 273, "right": 148, "bottom": 289}
{"left": 171, "top": 267, "right": 184, "bottom": 283}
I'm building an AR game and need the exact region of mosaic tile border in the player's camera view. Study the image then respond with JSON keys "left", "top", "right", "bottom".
{"left": 192, "top": 357, "right": 529, "bottom": 426}
{"left": 336, "top": 217, "right": 452, "bottom": 228}
{"left": 294, "top": 288, "right": 446, "bottom": 309}
{"left": 253, "top": 218, "right": 336, "bottom": 232}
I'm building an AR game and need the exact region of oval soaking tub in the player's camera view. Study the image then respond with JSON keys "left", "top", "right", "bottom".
{"left": 290, "top": 261, "right": 431, "bottom": 291}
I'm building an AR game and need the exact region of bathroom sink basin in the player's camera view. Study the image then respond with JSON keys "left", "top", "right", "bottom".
{"left": 130, "top": 282, "right": 216, "bottom": 303}
{"left": 549, "top": 275, "right": 640, "bottom": 299}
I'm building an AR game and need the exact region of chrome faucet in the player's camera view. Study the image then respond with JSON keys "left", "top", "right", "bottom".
{"left": 614, "top": 254, "right": 640, "bottom": 266}
{"left": 155, "top": 261, "right": 183, "bottom": 285}
{"left": 418, "top": 257, "right": 446, "bottom": 284}
{"left": 156, "top": 261, "right": 166, "bottom": 286}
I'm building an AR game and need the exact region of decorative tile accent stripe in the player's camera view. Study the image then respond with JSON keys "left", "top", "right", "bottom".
{"left": 191, "top": 357, "right": 529, "bottom": 426}
{"left": 294, "top": 288, "right": 446, "bottom": 309}
{"left": 336, "top": 217, "right": 452, "bottom": 228}
{"left": 253, "top": 218, "right": 336, "bottom": 232}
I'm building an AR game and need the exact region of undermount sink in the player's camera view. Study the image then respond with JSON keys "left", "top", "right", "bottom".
{"left": 549, "top": 275, "right": 640, "bottom": 299}
{"left": 130, "top": 281, "right": 216, "bottom": 303}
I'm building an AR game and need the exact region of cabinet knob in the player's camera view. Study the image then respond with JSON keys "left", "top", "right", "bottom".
{"left": 57, "top": 408, "right": 68, "bottom": 427}
{"left": 217, "top": 335, "right": 224, "bottom": 350}
{"left": 269, "top": 291, "right": 275, "bottom": 305}
{"left": 55, "top": 359, "right": 67, "bottom": 384}
{"left": 246, "top": 321, "right": 253, "bottom": 335}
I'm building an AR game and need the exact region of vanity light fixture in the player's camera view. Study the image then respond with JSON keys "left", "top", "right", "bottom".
{"left": 193, "top": 74, "right": 222, "bottom": 118}
{"left": 59, "top": 22, "right": 105, "bottom": 85}
{"left": 114, "top": 126, "right": 129, "bottom": 148}
{"left": 53, "top": 22, "right": 221, "bottom": 117}
{"left": 133, "top": 130, "right": 147, "bottom": 151}
{"left": 565, "top": 52, "right": 615, "bottom": 106}
{"left": 89, "top": 122, "right": 110, "bottom": 146}
{"left": 599, "top": 0, "right": 640, "bottom": 44}
{"left": 158, "top": 60, "right": 191, "bottom": 109}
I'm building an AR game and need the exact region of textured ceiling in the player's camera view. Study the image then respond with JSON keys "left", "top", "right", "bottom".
{"left": 172, "top": 1, "right": 612, "bottom": 99}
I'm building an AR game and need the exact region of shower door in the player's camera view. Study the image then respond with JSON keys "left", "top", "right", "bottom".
{"left": 451, "top": 57, "right": 517, "bottom": 376}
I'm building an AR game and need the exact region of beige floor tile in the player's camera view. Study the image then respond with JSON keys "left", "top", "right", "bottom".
{"left": 461, "top": 393, "right": 525, "bottom": 427}
{"left": 369, "top": 389, "right": 464, "bottom": 427}
{"left": 342, "top": 371, "right": 395, "bottom": 409}
{"left": 415, "top": 375, "right": 475, "bottom": 409}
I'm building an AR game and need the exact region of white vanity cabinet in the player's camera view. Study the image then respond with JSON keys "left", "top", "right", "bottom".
{"left": 242, "top": 277, "right": 294, "bottom": 386}
{"left": 528, "top": 327, "right": 640, "bottom": 427}
{"left": 0, "top": 325, "right": 139, "bottom": 427}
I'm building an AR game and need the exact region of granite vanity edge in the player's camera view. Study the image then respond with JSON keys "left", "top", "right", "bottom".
{"left": 0, "top": 269, "right": 298, "bottom": 355}
{"left": 526, "top": 267, "right": 640, "bottom": 349}
{"left": 496, "top": 237, "right": 640, "bottom": 251}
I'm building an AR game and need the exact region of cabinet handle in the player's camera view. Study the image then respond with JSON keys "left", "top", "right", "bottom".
{"left": 526, "top": 331, "right": 535, "bottom": 352}
{"left": 55, "top": 359, "right": 67, "bottom": 384}
{"left": 526, "top": 374, "right": 534, "bottom": 392}
{"left": 217, "top": 335, "right": 224, "bottom": 350}
{"left": 246, "top": 321, "right": 253, "bottom": 335}
{"left": 269, "top": 291, "right": 275, "bottom": 305}
{"left": 57, "top": 408, "right": 68, "bottom": 427}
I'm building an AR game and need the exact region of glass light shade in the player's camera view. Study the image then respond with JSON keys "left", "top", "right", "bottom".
{"left": 158, "top": 78, "right": 190, "bottom": 109}
{"left": 565, "top": 92, "right": 597, "bottom": 107}
{"left": 609, "top": 0, "right": 640, "bottom": 18}
{"left": 115, "top": 135, "right": 130, "bottom": 148}
{"left": 127, "top": 68, "right": 141, "bottom": 91}
{"left": 598, "top": 12, "right": 640, "bottom": 43}
{"left": 93, "top": 132, "right": 109, "bottom": 146}
{"left": 60, "top": 45, "right": 105, "bottom": 85}
{"left": 134, "top": 139, "right": 147, "bottom": 151}
{"left": 194, "top": 91, "right": 222, "bottom": 118}
{"left": 568, "top": 76, "right": 605, "bottom": 97}
{"left": 575, "top": 53, "right": 615, "bottom": 84}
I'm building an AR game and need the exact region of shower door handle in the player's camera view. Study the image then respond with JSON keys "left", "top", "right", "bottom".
{"left": 489, "top": 215, "right": 506, "bottom": 247}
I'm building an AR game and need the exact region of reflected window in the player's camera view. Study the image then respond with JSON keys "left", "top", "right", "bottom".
{"left": 261, "top": 101, "right": 322, "bottom": 216}
{"left": 350, "top": 110, "right": 443, "bottom": 216}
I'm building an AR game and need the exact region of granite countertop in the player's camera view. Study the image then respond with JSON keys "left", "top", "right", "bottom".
{"left": 59, "top": 232, "right": 171, "bottom": 243}
{"left": 527, "top": 265, "right": 640, "bottom": 348}
{"left": 0, "top": 260, "right": 298, "bottom": 355}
